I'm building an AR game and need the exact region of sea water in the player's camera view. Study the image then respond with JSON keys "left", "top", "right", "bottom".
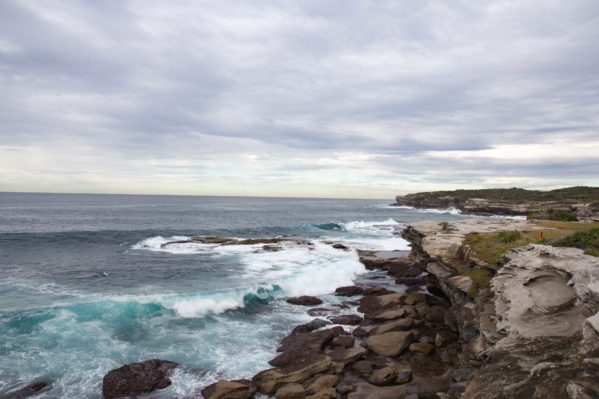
{"left": 0, "top": 193, "right": 472, "bottom": 398}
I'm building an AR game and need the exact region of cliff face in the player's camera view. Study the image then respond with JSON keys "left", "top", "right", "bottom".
{"left": 394, "top": 189, "right": 599, "bottom": 220}
{"left": 402, "top": 220, "right": 599, "bottom": 398}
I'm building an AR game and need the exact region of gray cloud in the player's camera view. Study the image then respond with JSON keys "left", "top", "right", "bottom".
{"left": 0, "top": 0, "right": 598, "bottom": 197}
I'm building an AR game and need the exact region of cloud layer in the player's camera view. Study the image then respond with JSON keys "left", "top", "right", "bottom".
{"left": 1, "top": 0, "right": 598, "bottom": 198}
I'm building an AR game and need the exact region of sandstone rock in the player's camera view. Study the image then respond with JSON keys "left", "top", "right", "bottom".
{"left": 371, "top": 318, "right": 414, "bottom": 335}
{"left": 335, "top": 286, "right": 364, "bottom": 296}
{"left": 368, "top": 367, "right": 397, "bottom": 386}
{"left": 352, "top": 360, "right": 373, "bottom": 376}
{"left": 201, "top": 380, "right": 257, "bottom": 399}
{"left": 450, "top": 368, "right": 474, "bottom": 383}
{"left": 253, "top": 355, "right": 332, "bottom": 394}
{"left": 404, "top": 292, "right": 427, "bottom": 305}
{"left": 331, "top": 335, "right": 355, "bottom": 348}
{"left": 275, "top": 383, "right": 305, "bottom": 399}
{"left": 362, "top": 286, "right": 394, "bottom": 296}
{"left": 287, "top": 296, "right": 323, "bottom": 306}
{"left": 395, "top": 370, "right": 412, "bottom": 384}
{"left": 102, "top": 359, "right": 178, "bottom": 399}
{"left": 292, "top": 319, "right": 331, "bottom": 334}
{"left": 409, "top": 342, "right": 434, "bottom": 356}
{"left": 328, "top": 314, "right": 363, "bottom": 325}
{"left": 368, "top": 308, "right": 405, "bottom": 322}
{"left": 352, "top": 327, "right": 370, "bottom": 337}
{"left": 365, "top": 331, "right": 413, "bottom": 357}
{"left": 330, "top": 346, "right": 367, "bottom": 365}
{"left": 304, "top": 374, "right": 337, "bottom": 395}
{"left": 305, "top": 387, "right": 336, "bottom": 399}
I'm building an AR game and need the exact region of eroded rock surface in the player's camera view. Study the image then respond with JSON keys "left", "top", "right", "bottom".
{"left": 102, "top": 359, "right": 178, "bottom": 399}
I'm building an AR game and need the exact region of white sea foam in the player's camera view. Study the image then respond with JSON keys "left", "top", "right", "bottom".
{"left": 415, "top": 207, "right": 462, "bottom": 215}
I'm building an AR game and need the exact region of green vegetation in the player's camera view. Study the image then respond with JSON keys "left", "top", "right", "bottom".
{"left": 465, "top": 221, "right": 599, "bottom": 265}
{"left": 553, "top": 228, "right": 599, "bottom": 257}
{"left": 400, "top": 186, "right": 599, "bottom": 203}
{"left": 528, "top": 209, "right": 578, "bottom": 221}
{"left": 466, "top": 267, "right": 493, "bottom": 297}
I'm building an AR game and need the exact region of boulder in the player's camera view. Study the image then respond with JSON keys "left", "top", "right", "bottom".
{"left": 352, "top": 360, "right": 373, "bottom": 376}
{"left": 292, "top": 319, "right": 331, "bottom": 334}
{"left": 201, "top": 379, "right": 257, "bottom": 399}
{"left": 330, "top": 346, "right": 367, "bottom": 366}
{"left": 305, "top": 387, "right": 336, "bottom": 399}
{"left": 328, "top": 314, "right": 363, "bottom": 325}
{"left": 362, "top": 286, "right": 394, "bottom": 296}
{"left": 307, "top": 308, "right": 331, "bottom": 317}
{"left": 102, "top": 359, "right": 178, "bottom": 399}
{"left": 370, "top": 318, "right": 414, "bottom": 335}
{"left": 253, "top": 355, "right": 332, "bottom": 394}
{"left": 271, "top": 327, "right": 343, "bottom": 368}
{"left": 368, "top": 367, "right": 397, "bottom": 386}
{"left": 365, "top": 331, "right": 414, "bottom": 357}
{"left": 352, "top": 327, "right": 370, "bottom": 337}
{"left": 367, "top": 308, "right": 405, "bottom": 322}
{"left": 304, "top": 374, "right": 338, "bottom": 395}
{"left": 331, "top": 335, "right": 355, "bottom": 348}
{"left": 409, "top": 342, "right": 435, "bottom": 356}
{"left": 335, "top": 286, "right": 364, "bottom": 296}
{"left": 275, "top": 383, "right": 305, "bottom": 399}
{"left": 287, "top": 296, "right": 323, "bottom": 306}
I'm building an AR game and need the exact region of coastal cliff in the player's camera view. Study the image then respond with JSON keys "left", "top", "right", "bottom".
{"left": 393, "top": 187, "right": 599, "bottom": 220}
{"left": 402, "top": 219, "right": 599, "bottom": 398}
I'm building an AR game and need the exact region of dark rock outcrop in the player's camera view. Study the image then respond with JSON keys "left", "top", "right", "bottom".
{"left": 3, "top": 382, "right": 50, "bottom": 399}
{"left": 102, "top": 359, "right": 178, "bottom": 399}
{"left": 286, "top": 296, "right": 324, "bottom": 306}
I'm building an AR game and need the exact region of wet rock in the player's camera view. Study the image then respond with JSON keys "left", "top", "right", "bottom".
{"left": 292, "top": 319, "right": 331, "bottom": 334}
{"left": 331, "top": 335, "right": 355, "bottom": 348}
{"left": 263, "top": 244, "right": 283, "bottom": 252}
{"left": 330, "top": 346, "right": 367, "bottom": 366}
{"left": 304, "top": 374, "right": 337, "bottom": 395}
{"left": 287, "top": 296, "right": 323, "bottom": 306}
{"left": 335, "top": 286, "right": 364, "bottom": 296}
{"left": 358, "top": 293, "right": 403, "bottom": 314}
{"left": 368, "top": 367, "right": 397, "bottom": 386}
{"left": 307, "top": 308, "right": 331, "bottom": 317}
{"left": 362, "top": 286, "right": 394, "bottom": 296}
{"left": 352, "top": 360, "right": 373, "bottom": 376}
{"left": 271, "top": 327, "right": 343, "bottom": 368}
{"left": 352, "top": 327, "right": 370, "bottom": 337}
{"left": 201, "top": 379, "right": 257, "bottom": 399}
{"left": 365, "top": 331, "right": 414, "bottom": 357}
{"left": 253, "top": 355, "right": 332, "bottom": 395}
{"left": 409, "top": 342, "right": 435, "bottom": 356}
{"left": 102, "top": 359, "right": 178, "bottom": 399}
{"left": 275, "top": 383, "right": 305, "bottom": 399}
{"left": 328, "top": 314, "right": 363, "bottom": 325}
{"left": 4, "top": 381, "right": 50, "bottom": 399}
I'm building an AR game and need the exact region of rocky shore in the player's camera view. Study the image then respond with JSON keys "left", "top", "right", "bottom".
{"left": 393, "top": 187, "right": 599, "bottom": 221}
{"left": 94, "top": 219, "right": 599, "bottom": 398}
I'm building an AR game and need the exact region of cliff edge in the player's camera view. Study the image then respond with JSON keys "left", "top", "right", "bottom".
{"left": 402, "top": 219, "right": 599, "bottom": 398}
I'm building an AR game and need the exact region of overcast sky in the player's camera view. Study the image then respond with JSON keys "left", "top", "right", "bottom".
{"left": 1, "top": 1, "right": 598, "bottom": 199}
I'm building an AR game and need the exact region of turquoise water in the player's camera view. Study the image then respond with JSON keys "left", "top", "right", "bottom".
{"left": 0, "top": 193, "right": 471, "bottom": 398}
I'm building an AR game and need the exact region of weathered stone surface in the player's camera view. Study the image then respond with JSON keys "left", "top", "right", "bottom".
{"left": 368, "top": 367, "right": 397, "bottom": 386}
{"left": 352, "top": 327, "right": 370, "bottom": 337}
{"left": 292, "top": 319, "right": 331, "bottom": 334}
{"left": 253, "top": 355, "right": 332, "bottom": 394}
{"left": 335, "top": 286, "right": 364, "bottom": 296}
{"left": 362, "top": 286, "right": 394, "bottom": 296}
{"left": 328, "top": 314, "right": 363, "bottom": 325}
{"left": 348, "top": 375, "right": 450, "bottom": 399}
{"left": 351, "top": 360, "right": 373, "bottom": 376}
{"left": 287, "top": 296, "right": 323, "bottom": 306}
{"left": 305, "top": 387, "right": 336, "bottom": 399}
{"left": 102, "top": 359, "right": 178, "bottom": 399}
{"left": 370, "top": 318, "right": 415, "bottom": 335}
{"left": 365, "top": 331, "right": 414, "bottom": 357}
{"left": 304, "top": 374, "right": 337, "bottom": 395}
{"left": 275, "top": 383, "right": 305, "bottom": 399}
{"left": 367, "top": 308, "right": 406, "bottom": 322}
{"left": 331, "top": 335, "right": 355, "bottom": 348}
{"left": 330, "top": 346, "right": 367, "bottom": 365}
{"left": 201, "top": 380, "right": 257, "bottom": 399}
{"left": 409, "top": 342, "right": 434, "bottom": 356}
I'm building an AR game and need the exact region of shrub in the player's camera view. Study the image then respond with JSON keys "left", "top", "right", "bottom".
{"left": 496, "top": 231, "right": 521, "bottom": 244}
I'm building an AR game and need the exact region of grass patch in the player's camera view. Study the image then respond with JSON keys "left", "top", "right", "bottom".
{"left": 464, "top": 221, "right": 599, "bottom": 265}
{"left": 553, "top": 228, "right": 599, "bottom": 256}
{"left": 466, "top": 267, "right": 493, "bottom": 297}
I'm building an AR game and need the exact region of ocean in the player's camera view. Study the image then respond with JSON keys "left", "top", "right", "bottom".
{"left": 0, "top": 192, "right": 471, "bottom": 398}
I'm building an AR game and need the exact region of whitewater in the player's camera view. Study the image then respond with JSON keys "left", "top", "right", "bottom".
{"left": 0, "top": 193, "right": 477, "bottom": 398}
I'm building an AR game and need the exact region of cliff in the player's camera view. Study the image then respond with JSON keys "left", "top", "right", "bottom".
{"left": 402, "top": 219, "right": 599, "bottom": 398}
{"left": 393, "top": 187, "right": 599, "bottom": 220}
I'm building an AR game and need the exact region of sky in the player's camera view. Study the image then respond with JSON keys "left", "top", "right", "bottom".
{"left": 1, "top": 1, "right": 598, "bottom": 199}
